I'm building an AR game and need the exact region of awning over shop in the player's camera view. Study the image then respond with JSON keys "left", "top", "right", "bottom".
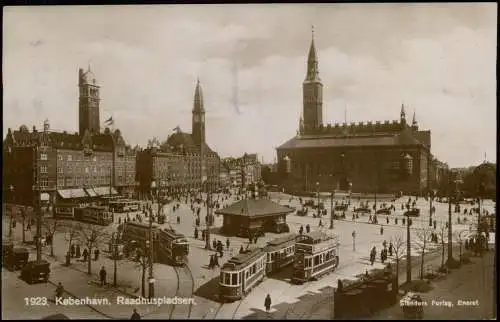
{"left": 93, "top": 186, "right": 119, "bottom": 196}
{"left": 57, "top": 189, "right": 88, "bottom": 199}
{"left": 40, "top": 193, "right": 50, "bottom": 201}
{"left": 85, "top": 188, "right": 98, "bottom": 197}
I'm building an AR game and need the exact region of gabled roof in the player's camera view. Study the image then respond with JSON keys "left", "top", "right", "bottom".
{"left": 215, "top": 198, "right": 294, "bottom": 217}
{"left": 166, "top": 131, "right": 217, "bottom": 155}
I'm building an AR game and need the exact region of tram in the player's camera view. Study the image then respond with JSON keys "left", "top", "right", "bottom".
{"left": 109, "top": 199, "right": 140, "bottom": 213}
{"left": 263, "top": 233, "right": 303, "bottom": 274}
{"left": 291, "top": 231, "right": 340, "bottom": 284}
{"left": 120, "top": 222, "right": 159, "bottom": 253}
{"left": 156, "top": 228, "right": 189, "bottom": 265}
{"left": 219, "top": 248, "right": 267, "bottom": 302}
{"left": 74, "top": 206, "right": 114, "bottom": 226}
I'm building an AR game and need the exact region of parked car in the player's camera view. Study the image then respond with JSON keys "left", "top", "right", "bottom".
{"left": 4, "top": 247, "right": 29, "bottom": 271}
{"left": 21, "top": 260, "right": 50, "bottom": 284}
{"left": 404, "top": 208, "right": 420, "bottom": 217}
{"left": 354, "top": 207, "right": 371, "bottom": 214}
{"left": 376, "top": 208, "right": 391, "bottom": 215}
{"left": 335, "top": 204, "right": 348, "bottom": 211}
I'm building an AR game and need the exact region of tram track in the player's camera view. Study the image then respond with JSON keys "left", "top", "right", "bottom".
{"left": 169, "top": 264, "right": 195, "bottom": 319}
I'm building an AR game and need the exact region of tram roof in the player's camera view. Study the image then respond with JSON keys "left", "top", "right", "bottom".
{"left": 300, "top": 231, "right": 336, "bottom": 243}
{"left": 266, "top": 233, "right": 299, "bottom": 247}
{"left": 160, "top": 228, "right": 185, "bottom": 238}
{"left": 215, "top": 198, "right": 294, "bottom": 217}
{"left": 223, "top": 248, "right": 264, "bottom": 270}
{"left": 124, "top": 222, "right": 159, "bottom": 229}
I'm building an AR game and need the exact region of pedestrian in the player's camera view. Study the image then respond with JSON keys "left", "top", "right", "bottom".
{"left": 382, "top": 240, "right": 387, "bottom": 249}
{"left": 94, "top": 248, "right": 100, "bottom": 261}
{"left": 386, "top": 217, "right": 389, "bottom": 224}
{"left": 369, "top": 215, "right": 372, "bottom": 223}
{"left": 214, "top": 253, "right": 220, "bottom": 267}
{"left": 82, "top": 248, "right": 88, "bottom": 262}
{"left": 70, "top": 244, "right": 76, "bottom": 258}
{"left": 299, "top": 226, "right": 304, "bottom": 235}
{"left": 209, "top": 254, "right": 214, "bottom": 269}
{"left": 264, "top": 294, "right": 272, "bottom": 313}
{"left": 306, "top": 224, "right": 310, "bottom": 234}
{"left": 76, "top": 244, "right": 81, "bottom": 258}
{"left": 253, "top": 235, "right": 258, "bottom": 244}
{"left": 389, "top": 242, "right": 393, "bottom": 256}
{"left": 99, "top": 266, "right": 107, "bottom": 286}
{"left": 240, "top": 245, "right": 245, "bottom": 253}
{"left": 55, "top": 282, "right": 64, "bottom": 300}
{"left": 194, "top": 227, "right": 198, "bottom": 239}
{"left": 212, "top": 239, "right": 217, "bottom": 249}
{"left": 380, "top": 249, "right": 385, "bottom": 263}
{"left": 319, "top": 219, "right": 323, "bottom": 227}
{"left": 131, "top": 308, "right": 141, "bottom": 320}
{"left": 370, "top": 247, "right": 376, "bottom": 265}
{"left": 402, "top": 218, "right": 406, "bottom": 225}
{"left": 380, "top": 226, "right": 384, "bottom": 235}
{"left": 395, "top": 217, "right": 398, "bottom": 225}
{"left": 202, "top": 230, "right": 205, "bottom": 240}
{"left": 226, "top": 238, "right": 230, "bottom": 250}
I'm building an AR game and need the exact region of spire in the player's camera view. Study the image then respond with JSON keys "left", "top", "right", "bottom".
{"left": 299, "top": 113, "right": 304, "bottom": 134}
{"left": 193, "top": 78, "right": 204, "bottom": 112}
{"left": 306, "top": 25, "right": 320, "bottom": 82}
{"left": 412, "top": 109, "right": 417, "bottom": 126}
{"left": 400, "top": 103, "right": 407, "bottom": 125}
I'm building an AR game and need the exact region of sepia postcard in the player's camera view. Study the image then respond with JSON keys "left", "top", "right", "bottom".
{"left": 2, "top": 3, "right": 497, "bottom": 320}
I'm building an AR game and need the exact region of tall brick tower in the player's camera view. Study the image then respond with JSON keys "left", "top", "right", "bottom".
{"left": 192, "top": 78, "right": 206, "bottom": 146}
{"left": 302, "top": 26, "right": 323, "bottom": 132}
{"left": 79, "top": 65, "right": 101, "bottom": 135}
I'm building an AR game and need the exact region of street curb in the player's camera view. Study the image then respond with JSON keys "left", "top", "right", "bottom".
{"left": 46, "top": 279, "right": 114, "bottom": 319}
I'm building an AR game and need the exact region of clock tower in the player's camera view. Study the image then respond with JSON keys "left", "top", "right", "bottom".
{"left": 192, "top": 78, "right": 205, "bottom": 146}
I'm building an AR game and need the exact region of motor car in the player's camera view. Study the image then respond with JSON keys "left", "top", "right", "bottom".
{"left": 20, "top": 260, "right": 50, "bottom": 284}
{"left": 404, "top": 208, "right": 420, "bottom": 217}
{"left": 4, "top": 247, "right": 29, "bottom": 271}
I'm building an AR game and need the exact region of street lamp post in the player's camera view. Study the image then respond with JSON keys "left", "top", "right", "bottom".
{"left": 9, "top": 185, "right": 14, "bottom": 237}
{"left": 149, "top": 181, "right": 156, "bottom": 299}
{"left": 33, "top": 184, "right": 42, "bottom": 262}
{"left": 405, "top": 211, "right": 411, "bottom": 283}
{"left": 352, "top": 230, "right": 356, "bottom": 252}
{"left": 112, "top": 232, "right": 118, "bottom": 287}
{"left": 204, "top": 179, "right": 212, "bottom": 250}
{"left": 429, "top": 189, "right": 435, "bottom": 227}
{"left": 330, "top": 187, "right": 335, "bottom": 229}
{"left": 316, "top": 182, "right": 320, "bottom": 218}
{"left": 477, "top": 182, "right": 486, "bottom": 237}
{"left": 446, "top": 170, "right": 460, "bottom": 267}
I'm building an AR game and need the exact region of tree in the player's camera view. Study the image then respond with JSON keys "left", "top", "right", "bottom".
{"left": 43, "top": 217, "right": 60, "bottom": 257}
{"left": 438, "top": 225, "right": 447, "bottom": 268}
{"left": 64, "top": 221, "right": 81, "bottom": 265}
{"left": 390, "top": 234, "right": 406, "bottom": 284}
{"left": 415, "top": 227, "right": 433, "bottom": 280}
{"left": 135, "top": 247, "right": 149, "bottom": 297}
{"left": 79, "top": 223, "right": 108, "bottom": 275}
{"left": 454, "top": 230, "right": 468, "bottom": 263}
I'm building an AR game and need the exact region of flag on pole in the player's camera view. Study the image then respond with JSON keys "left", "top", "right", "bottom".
{"left": 105, "top": 116, "right": 114, "bottom": 125}
{"left": 172, "top": 126, "right": 181, "bottom": 133}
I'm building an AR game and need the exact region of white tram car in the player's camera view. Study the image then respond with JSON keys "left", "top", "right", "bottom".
{"left": 292, "top": 231, "right": 340, "bottom": 284}
{"left": 263, "top": 233, "right": 304, "bottom": 274}
{"left": 219, "top": 248, "right": 266, "bottom": 302}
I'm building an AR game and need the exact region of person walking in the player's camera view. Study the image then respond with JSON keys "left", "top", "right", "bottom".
{"left": 264, "top": 294, "right": 272, "bottom": 313}
{"left": 389, "top": 242, "right": 393, "bottom": 257}
{"left": 370, "top": 247, "right": 376, "bottom": 265}
{"left": 306, "top": 224, "right": 310, "bottom": 234}
{"left": 299, "top": 225, "right": 304, "bottom": 235}
{"left": 239, "top": 245, "right": 245, "bottom": 254}
{"left": 131, "top": 308, "right": 141, "bottom": 320}
{"left": 82, "top": 248, "right": 89, "bottom": 262}
{"left": 94, "top": 248, "right": 100, "bottom": 261}
{"left": 226, "top": 238, "right": 230, "bottom": 250}
{"left": 380, "top": 226, "right": 384, "bottom": 235}
{"left": 99, "top": 266, "right": 107, "bottom": 287}
{"left": 70, "top": 244, "right": 76, "bottom": 258}
{"left": 76, "top": 244, "right": 81, "bottom": 258}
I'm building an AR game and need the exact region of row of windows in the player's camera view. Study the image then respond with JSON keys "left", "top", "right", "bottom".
{"left": 303, "top": 249, "right": 336, "bottom": 268}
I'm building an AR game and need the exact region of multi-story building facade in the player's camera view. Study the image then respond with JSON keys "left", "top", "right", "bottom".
{"left": 276, "top": 30, "right": 441, "bottom": 195}
{"left": 222, "top": 153, "right": 262, "bottom": 188}
{"left": 3, "top": 66, "right": 137, "bottom": 206}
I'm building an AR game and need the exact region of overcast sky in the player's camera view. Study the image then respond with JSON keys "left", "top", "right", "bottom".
{"left": 3, "top": 4, "right": 497, "bottom": 167}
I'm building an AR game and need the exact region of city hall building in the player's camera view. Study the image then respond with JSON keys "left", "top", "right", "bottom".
{"left": 276, "top": 32, "right": 439, "bottom": 195}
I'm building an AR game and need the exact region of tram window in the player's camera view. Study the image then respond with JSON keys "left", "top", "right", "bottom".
{"left": 267, "top": 253, "right": 270, "bottom": 261}
{"left": 246, "top": 271, "right": 249, "bottom": 278}
{"left": 232, "top": 273, "right": 237, "bottom": 285}
{"left": 314, "top": 256, "right": 320, "bottom": 266}
{"left": 326, "top": 252, "right": 330, "bottom": 261}
{"left": 225, "top": 273, "right": 230, "bottom": 285}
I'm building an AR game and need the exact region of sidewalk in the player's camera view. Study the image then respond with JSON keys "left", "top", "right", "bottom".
{"left": 372, "top": 248, "right": 496, "bottom": 320}
{"left": 16, "top": 242, "right": 162, "bottom": 319}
